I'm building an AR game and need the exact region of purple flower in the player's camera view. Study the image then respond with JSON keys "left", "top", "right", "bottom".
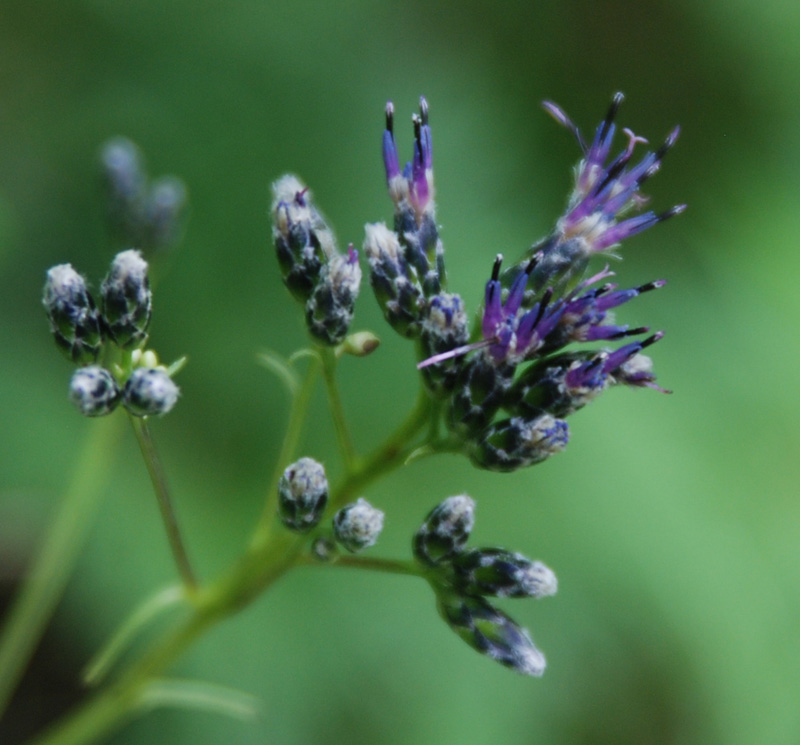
{"left": 383, "top": 97, "right": 434, "bottom": 220}
{"left": 542, "top": 92, "right": 685, "bottom": 256}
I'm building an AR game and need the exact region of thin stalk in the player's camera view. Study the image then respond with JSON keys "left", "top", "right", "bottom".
{"left": 304, "top": 553, "right": 423, "bottom": 578}
{"left": 26, "top": 386, "right": 435, "bottom": 745}
{"left": 82, "top": 585, "right": 186, "bottom": 687}
{"left": 129, "top": 416, "right": 197, "bottom": 592}
{"left": 0, "top": 413, "right": 124, "bottom": 720}
{"left": 320, "top": 346, "right": 356, "bottom": 470}
{"left": 251, "top": 353, "right": 322, "bottom": 550}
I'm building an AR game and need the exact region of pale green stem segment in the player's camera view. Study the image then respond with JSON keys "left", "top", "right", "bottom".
{"left": 138, "top": 678, "right": 260, "bottom": 721}
{"left": 303, "top": 553, "right": 423, "bottom": 578}
{"left": 0, "top": 413, "right": 125, "bottom": 721}
{"left": 26, "top": 384, "right": 435, "bottom": 745}
{"left": 251, "top": 352, "right": 322, "bottom": 551}
{"left": 129, "top": 416, "right": 197, "bottom": 592}
{"left": 320, "top": 346, "right": 357, "bottom": 470}
{"left": 82, "top": 585, "right": 186, "bottom": 687}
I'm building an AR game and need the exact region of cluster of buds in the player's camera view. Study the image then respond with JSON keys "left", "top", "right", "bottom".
{"left": 271, "top": 176, "right": 362, "bottom": 346}
{"left": 278, "top": 458, "right": 384, "bottom": 553}
{"left": 368, "top": 95, "right": 683, "bottom": 472}
{"left": 43, "top": 253, "right": 179, "bottom": 419}
{"left": 101, "top": 137, "right": 187, "bottom": 252}
{"left": 44, "top": 140, "right": 187, "bottom": 420}
{"left": 414, "top": 496, "right": 556, "bottom": 676}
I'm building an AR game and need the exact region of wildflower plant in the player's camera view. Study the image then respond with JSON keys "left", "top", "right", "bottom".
{"left": 0, "top": 93, "right": 683, "bottom": 744}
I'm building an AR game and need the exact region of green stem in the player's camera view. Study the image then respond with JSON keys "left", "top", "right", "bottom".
{"left": 82, "top": 585, "right": 186, "bottom": 687}
{"left": 129, "top": 416, "right": 197, "bottom": 592}
{"left": 320, "top": 346, "right": 356, "bottom": 470}
{"left": 26, "top": 386, "right": 434, "bottom": 745}
{"left": 250, "top": 353, "right": 322, "bottom": 550}
{"left": 304, "top": 553, "right": 423, "bottom": 578}
{"left": 0, "top": 413, "right": 125, "bottom": 720}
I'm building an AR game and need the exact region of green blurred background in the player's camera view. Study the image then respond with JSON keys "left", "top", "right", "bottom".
{"left": 2, "top": 0, "right": 799, "bottom": 743}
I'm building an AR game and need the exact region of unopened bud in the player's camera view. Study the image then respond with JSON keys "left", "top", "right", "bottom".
{"left": 305, "top": 247, "right": 362, "bottom": 346}
{"left": 413, "top": 495, "right": 475, "bottom": 567}
{"left": 272, "top": 175, "right": 337, "bottom": 302}
{"left": 69, "top": 366, "right": 121, "bottom": 417}
{"left": 144, "top": 176, "right": 187, "bottom": 251}
{"left": 122, "top": 367, "right": 179, "bottom": 417}
{"left": 278, "top": 457, "right": 329, "bottom": 533}
{"left": 100, "top": 137, "right": 147, "bottom": 245}
{"left": 339, "top": 331, "right": 380, "bottom": 357}
{"left": 470, "top": 414, "right": 568, "bottom": 472}
{"left": 43, "top": 264, "right": 103, "bottom": 365}
{"left": 436, "top": 591, "right": 546, "bottom": 677}
{"left": 333, "top": 498, "right": 384, "bottom": 553}
{"left": 101, "top": 250, "right": 152, "bottom": 349}
{"left": 451, "top": 549, "right": 557, "bottom": 598}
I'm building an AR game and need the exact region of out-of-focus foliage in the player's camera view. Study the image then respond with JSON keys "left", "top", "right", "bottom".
{"left": 1, "top": 1, "right": 799, "bottom": 743}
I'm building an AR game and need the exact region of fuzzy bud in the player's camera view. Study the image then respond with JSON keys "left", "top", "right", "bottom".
{"left": 272, "top": 175, "right": 337, "bottom": 303}
{"left": 100, "top": 137, "right": 148, "bottom": 246}
{"left": 413, "top": 495, "right": 475, "bottom": 567}
{"left": 305, "top": 246, "right": 362, "bottom": 346}
{"left": 69, "top": 366, "right": 121, "bottom": 417}
{"left": 144, "top": 176, "right": 187, "bottom": 251}
{"left": 451, "top": 549, "right": 557, "bottom": 598}
{"left": 122, "top": 367, "right": 179, "bottom": 417}
{"left": 419, "top": 293, "right": 470, "bottom": 394}
{"left": 43, "top": 264, "right": 104, "bottom": 365}
{"left": 277, "top": 457, "right": 329, "bottom": 533}
{"left": 436, "top": 591, "right": 546, "bottom": 677}
{"left": 469, "top": 414, "right": 569, "bottom": 472}
{"left": 364, "top": 222, "right": 424, "bottom": 338}
{"left": 333, "top": 498, "right": 384, "bottom": 553}
{"left": 449, "top": 355, "right": 514, "bottom": 437}
{"left": 101, "top": 250, "right": 152, "bottom": 349}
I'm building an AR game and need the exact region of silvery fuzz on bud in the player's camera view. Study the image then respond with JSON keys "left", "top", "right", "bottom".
{"left": 69, "top": 366, "right": 121, "bottom": 417}
{"left": 122, "top": 367, "right": 179, "bottom": 417}
{"left": 272, "top": 175, "right": 337, "bottom": 303}
{"left": 278, "top": 457, "right": 329, "bottom": 533}
{"left": 43, "top": 264, "right": 104, "bottom": 365}
{"left": 101, "top": 249, "right": 152, "bottom": 349}
{"left": 451, "top": 549, "right": 558, "bottom": 599}
{"left": 436, "top": 591, "right": 546, "bottom": 677}
{"left": 305, "top": 247, "right": 362, "bottom": 346}
{"left": 413, "top": 495, "right": 475, "bottom": 567}
{"left": 144, "top": 176, "right": 188, "bottom": 251}
{"left": 333, "top": 498, "right": 384, "bottom": 553}
{"left": 101, "top": 137, "right": 148, "bottom": 245}
{"left": 419, "top": 293, "right": 470, "bottom": 394}
{"left": 470, "top": 414, "right": 569, "bottom": 473}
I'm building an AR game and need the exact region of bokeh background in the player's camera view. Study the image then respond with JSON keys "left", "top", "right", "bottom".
{"left": 2, "top": 1, "right": 799, "bottom": 743}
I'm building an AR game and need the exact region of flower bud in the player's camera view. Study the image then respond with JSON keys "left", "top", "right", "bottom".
{"left": 305, "top": 246, "right": 362, "bottom": 346}
{"left": 436, "top": 591, "right": 546, "bottom": 676}
{"left": 144, "top": 176, "right": 187, "bottom": 251}
{"left": 100, "top": 137, "right": 147, "bottom": 245}
{"left": 43, "top": 264, "right": 104, "bottom": 365}
{"left": 419, "top": 293, "right": 470, "bottom": 394}
{"left": 339, "top": 331, "right": 380, "bottom": 358}
{"left": 272, "top": 175, "right": 336, "bottom": 303}
{"left": 101, "top": 250, "right": 152, "bottom": 349}
{"left": 413, "top": 495, "right": 475, "bottom": 567}
{"left": 122, "top": 367, "right": 179, "bottom": 417}
{"left": 69, "top": 366, "right": 121, "bottom": 417}
{"left": 448, "top": 355, "right": 514, "bottom": 437}
{"left": 333, "top": 498, "right": 384, "bottom": 553}
{"left": 469, "top": 414, "right": 568, "bottom": 472}
{"left": 363, "top": 222, "right": 424, "bottom": 338}
{"left": 277, "top": 457, "right": 329, "bottom": 533}
{"left": 451, "top": 549, "right": 557, "bottom": 598}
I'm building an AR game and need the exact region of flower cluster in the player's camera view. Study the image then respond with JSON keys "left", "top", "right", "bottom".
{"left": 267, "top": 93, "right": 681, "bottom": 678}
{"left": 414, "top": 496, "right": 556, "bottom": 676}
{"left": 369, "top": 94, "right": 682, "bottom": 472}
{"left": 43, "top": 138, "right": 187, "bottom": 419}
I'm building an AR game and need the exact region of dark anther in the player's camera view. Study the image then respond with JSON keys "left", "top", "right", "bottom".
{"left": 385, "top": 102, "right": 395, "bottom": 135}
{"left": 419, "top": 96, "right": 429, "bottom": 126}
{"left": 491, "top": 254, "right": 503, "bottom": 281}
